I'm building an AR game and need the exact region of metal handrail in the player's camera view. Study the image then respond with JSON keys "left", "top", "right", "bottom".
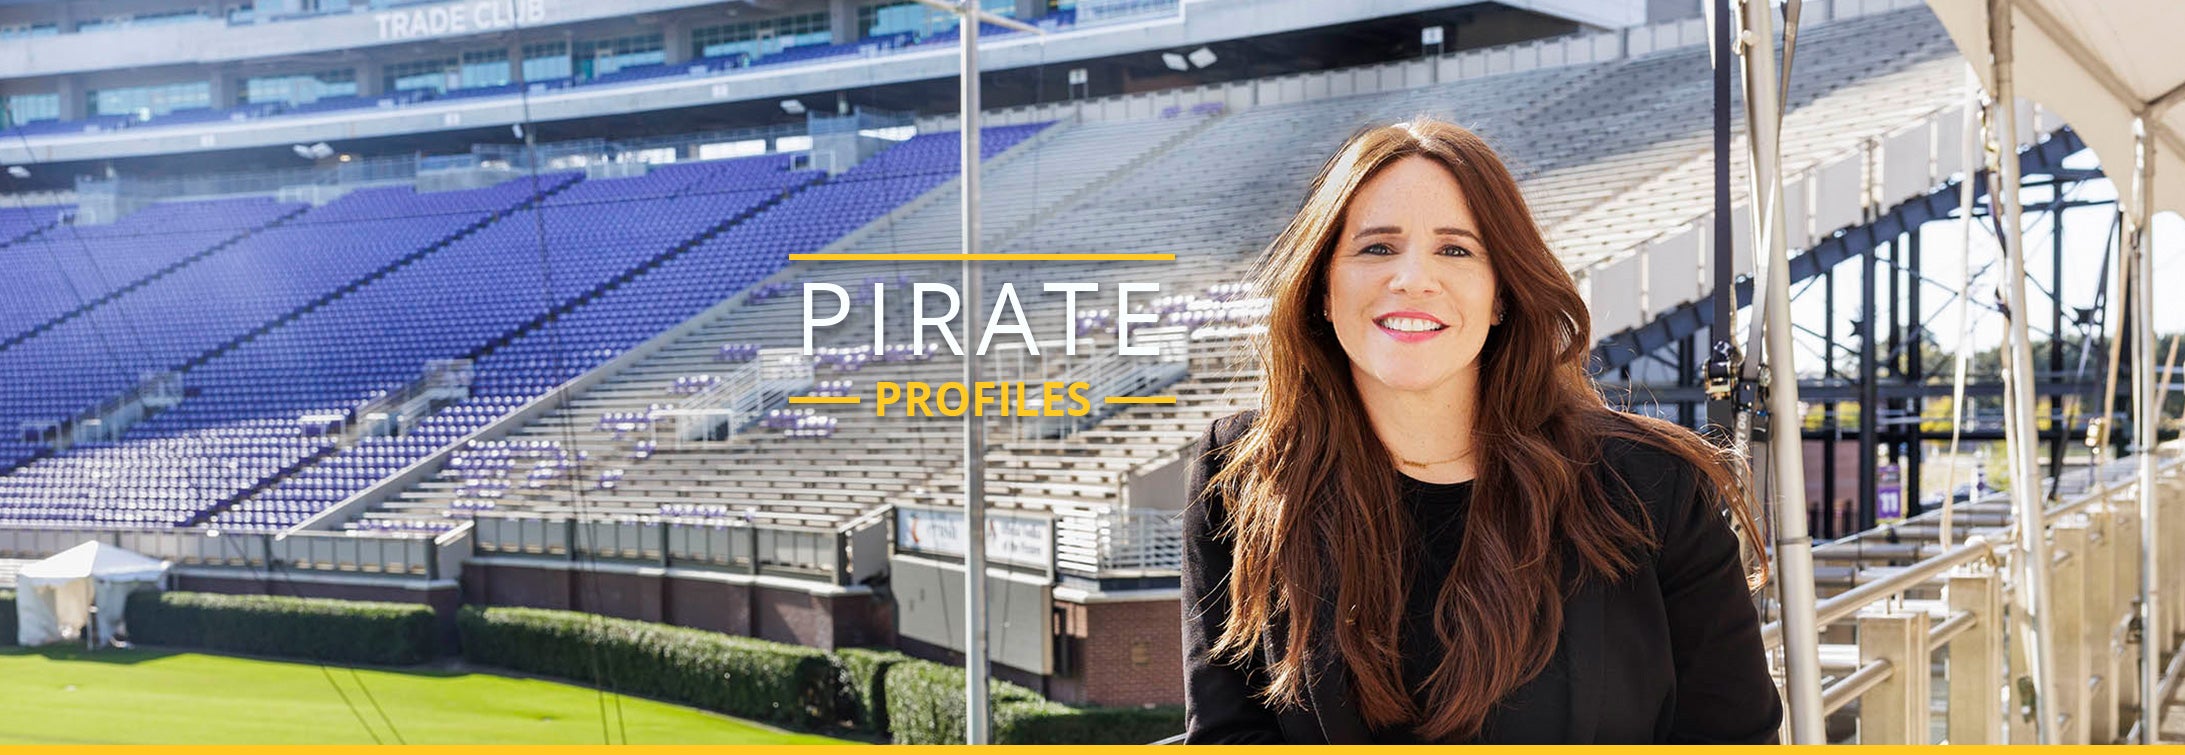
{"left": 1760, "top": 537, "right": 1995, "bottom": 650}
{"left": 1821, "top": 659, "right": 1894, "bottom": 716}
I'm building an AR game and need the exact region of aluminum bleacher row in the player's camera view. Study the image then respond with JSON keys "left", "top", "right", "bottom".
{"left": 0, "top": 5, "right": 1970, "bottom": 578}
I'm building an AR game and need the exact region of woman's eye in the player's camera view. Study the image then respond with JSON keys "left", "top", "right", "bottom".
{"left": 1361, "top": 243, "right": 1395, "bottom": 256}
{"left": 1440, "top": 245, "right": 1473, "bottom": 257}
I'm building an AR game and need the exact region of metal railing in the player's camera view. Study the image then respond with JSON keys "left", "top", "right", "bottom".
{"left": 1052, "top": 505, "right": 1183, "bottom": 578}
{"left": 0, "top": 524, "right": 450, "bottom": 579}
{"left": 467, "top": 510, "right": 884, "bottom": 586}
{"left": 653, "top": 348, "right": 813, "bottom": 444}
{"left": 1764, "top": 450, "right": 2185, "bottom": 743}
{"left": 988, "top": 326, "right": 1192, "bottom": 443}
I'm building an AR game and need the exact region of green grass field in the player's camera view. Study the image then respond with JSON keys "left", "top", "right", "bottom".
{"left": 0, "top": 646, "right": 854, "bottom": 745}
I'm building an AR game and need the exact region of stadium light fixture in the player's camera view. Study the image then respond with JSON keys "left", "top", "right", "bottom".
{"left": 780, "top": 99, "right": 807, "bottom": 115}
{"left": 1161, "top": 52, "right": 1188, "bottom": 72}
{"left": 4, "top": 166, "right": 27, "bottom": 179}
{"left": 1187, "top": 46, "right": 1216, "bottom": 68}
{"left": 291, "top": 142, "right": 335, "bottom": 160}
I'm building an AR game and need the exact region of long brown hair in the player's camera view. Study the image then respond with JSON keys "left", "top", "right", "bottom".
{"left": 1205, "top": 118, "right": 1766, "bottom": 741}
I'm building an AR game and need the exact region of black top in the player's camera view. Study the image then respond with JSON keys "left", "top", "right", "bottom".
{"left": 1181, "top": 410, "right": 1782, "bottom": 745}
{"left": 1373, "top": 475, "right": 1569, "bottom": 744}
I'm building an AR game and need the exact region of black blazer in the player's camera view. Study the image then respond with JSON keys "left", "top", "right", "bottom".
{"left": 1180, "top": 410, "right": 1783, "bottom": 744}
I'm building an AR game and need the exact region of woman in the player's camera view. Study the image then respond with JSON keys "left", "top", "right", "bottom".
{"left": 1180, "top": 118, "right": 1782, "bottom": 744}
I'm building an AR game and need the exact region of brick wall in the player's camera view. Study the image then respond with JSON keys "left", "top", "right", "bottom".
{"left": 1055, "top": 595, "right": 1183, "bottom": 708}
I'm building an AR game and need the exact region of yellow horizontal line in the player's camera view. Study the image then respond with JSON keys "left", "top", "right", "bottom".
{"left": 788, "top": 253, "right": 1175, "bottom": 262}
{"left": 788, "top": 396, "right": 862, "bottom": 404}
{"left": 1104, "top": 396, "right": 1176, "bottom": 405}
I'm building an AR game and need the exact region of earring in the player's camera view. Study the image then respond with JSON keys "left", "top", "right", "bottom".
{"left": 1322, "top": 308, "right": 1332, "bottom": 321}
{"left": 1493, "top": 306, "right": 1504, "bottom": 325}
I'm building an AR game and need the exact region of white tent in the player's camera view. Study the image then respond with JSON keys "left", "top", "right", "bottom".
{"left": 1926, "top": 0, "right": 2185, "bottom": 221}
{"left": 15, "top": 541, "right": 168, "bottom": 647}
{"left": 1922, "top": 0, "right": 2181, "bottom": 742}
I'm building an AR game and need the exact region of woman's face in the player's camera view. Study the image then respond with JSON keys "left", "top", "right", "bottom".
{"left": 1325, "top": 155, "right": 1499, "bottom": 397}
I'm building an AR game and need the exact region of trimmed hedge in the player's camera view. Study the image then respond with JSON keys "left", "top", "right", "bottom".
{"left": 456, "top": 606, "right": 836, "bottom": 730}
{"left": 443, "top": 608, "right": 1181, "bottom": 743}
{"left": 883, "top": 658, "right": 1186, "bottom": 744}
{"left": 0, "top": 590, "right": 14, "bottom": 646}
{"left": 882, "top": 658, "right": 1045, "bottom": 744}
{"left": 125, "top": 591, "right": 436, "bottom": 665}
{"left": 835, "top": 647, "right": 911, "bottom": 733}
{"left": 994, "top": 704, "right": 1189, "bottom": 745}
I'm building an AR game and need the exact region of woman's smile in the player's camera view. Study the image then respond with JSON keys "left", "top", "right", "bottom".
{"left": 1374, "top": 311, "right": 1448, "bottom": 343}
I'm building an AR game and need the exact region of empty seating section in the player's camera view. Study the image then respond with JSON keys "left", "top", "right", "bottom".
{"left": 206, "top": 124, "right": 1048, "bottom": 531}
{"left": 0, "top": 205, "right": 65, "bottom": 244}
{"left": 0, "top": 6, "right": 1970, "bottom": 544}
{"left": 0, "top": 176, "right": 586, "bottom": 522}
{"left": 0, "top": 190, "right": 519, "bottom": 465}
{"left": 0, "top": 197, "right": 300, "bottom": 344}
{"left": 0, "top": 151, "right": 857, "bottom": 528}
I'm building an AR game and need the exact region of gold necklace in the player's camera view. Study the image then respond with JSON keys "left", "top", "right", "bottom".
{"left": 1395, "top": 446, "right": 1476, "bottom": 467}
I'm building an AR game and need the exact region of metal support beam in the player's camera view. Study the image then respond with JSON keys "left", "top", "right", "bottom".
{"left": 1825, "top": 267, "right": 1840, "bottom": 540}
{"left": 1907, "top": 231, "right": 1925, "bottom": 517}
{"left": 1862, "top": 239, "right": 1882, "bottom": 532}
{"left": 1707, "top": 0, "right": 1737, "bottom": 436}
{"left": 2051, "top": 189, "right": 2068, "bottom": 500}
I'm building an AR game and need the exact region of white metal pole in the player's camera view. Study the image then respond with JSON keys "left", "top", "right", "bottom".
{"left": 1987, "top": 0, "right": 2058, "bottom": 743}
{"left": 959, "top": 0, "right": 990, "bottom": 744}
{"left": 1941, "top": 66, "right": 1983, "bottom": 552}
{"left": 1739, "top": 0, "right": 1825, "bottom": 742}
{"left": 2128, "top": 113, "right": 2161, "bottom": 744}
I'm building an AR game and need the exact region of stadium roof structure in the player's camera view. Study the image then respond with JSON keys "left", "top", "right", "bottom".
{"left": 1927, "top": 0, "right": 2185, "bottom": 219}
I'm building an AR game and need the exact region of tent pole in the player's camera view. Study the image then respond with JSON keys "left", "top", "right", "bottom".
{"left": 2128, "top": 112, "right": 2161, "bottom": 745}
{"left": 1986, "top": 0, "right": 2059, "bottom": 743}
{"left": 1737, "top": 0, "right": 1824, "bottom": 741}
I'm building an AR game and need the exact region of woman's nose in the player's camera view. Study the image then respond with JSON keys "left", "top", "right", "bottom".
{"left": 1388, "top": 249, "right": 1440, "bottom": 296}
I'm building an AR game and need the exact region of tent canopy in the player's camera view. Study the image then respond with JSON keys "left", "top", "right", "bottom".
{"left": 18, "top": 540, "right": 169, "bottom": 583}
{"left": 1925, "top": 0, "right": 2185, "bottom": 220}
{"left": 16, "top": 541, "right": 168, "bottom": 647}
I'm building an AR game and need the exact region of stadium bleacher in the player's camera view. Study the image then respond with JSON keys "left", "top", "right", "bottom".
{"left": 0, "top": 3, "right": 1967, "bottom": 547}
{"left": 306, "top": 4, "right": 1969, "bottom": 540}
{"left": 192, "top": 123, "right": 1051, "bottom": 532}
